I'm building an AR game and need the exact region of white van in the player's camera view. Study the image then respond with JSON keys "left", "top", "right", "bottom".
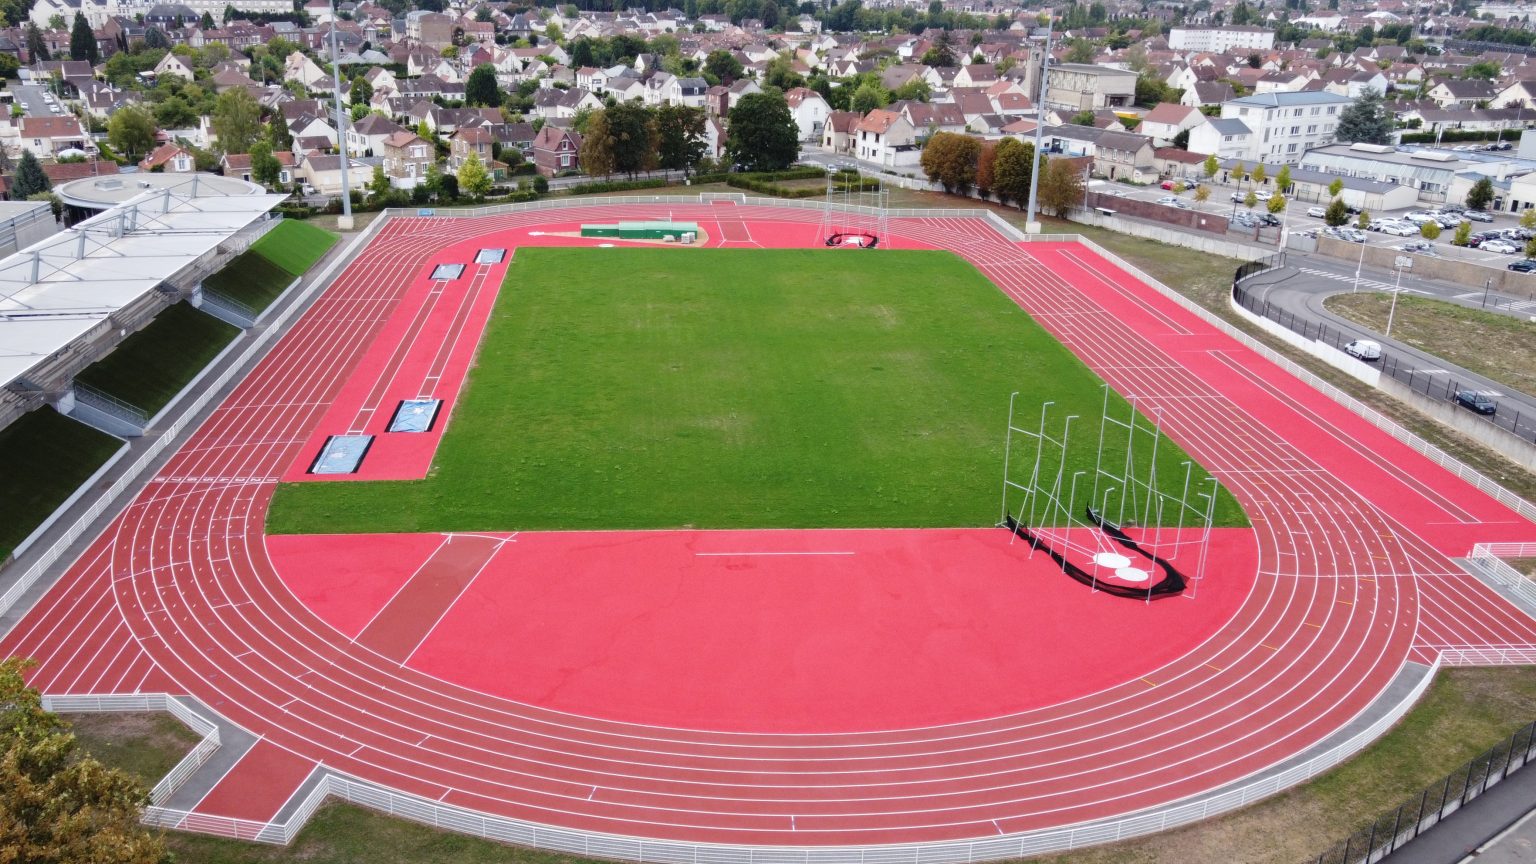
{"left": 1345, "top": 339, "right": 1382, "bottom": 361}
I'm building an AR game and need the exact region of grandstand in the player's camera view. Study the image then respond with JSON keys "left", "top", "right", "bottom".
{"left": 0, "top": 181, "right": 287, "bottom": 431}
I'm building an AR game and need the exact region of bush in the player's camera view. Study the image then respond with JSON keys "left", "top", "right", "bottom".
{"left": 725, "top": 175, "right": 824, "bottom": 198}
{"left": 565, "top": 177, "right": 668, "bottom": 195}
{"left": 1398, "top": 129, "right": 1523, "bottom": 144}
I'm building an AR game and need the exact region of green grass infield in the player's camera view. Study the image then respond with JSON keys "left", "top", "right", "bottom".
{"left": 268, "top": 248, "right": 1245, "bottom": 534}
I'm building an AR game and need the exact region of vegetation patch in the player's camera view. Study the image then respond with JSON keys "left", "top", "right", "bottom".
{"left": 0, "top": 408, "right": 123, "bottom": 562}
{"left": 1323, "top": 293, "right": 1536, "bottom": 397}
{"left": 203, "top": 220, "right": 339, "bottom": 312}
{"left": 269, "top": 248, "right": 1242, "bottom": 535}
{"left": 73, "top": 302, "right": 239, "bottom": 415}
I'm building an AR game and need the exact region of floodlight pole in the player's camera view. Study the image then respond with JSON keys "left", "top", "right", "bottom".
{"left": 1024, "top": 15, "right": 1053, "bottom": 234}
{"left": 330, "top": 0, "right": 354, "bottom": 230}
{"left": 1000, "top": 391, "right": 1020, "bottom": 523}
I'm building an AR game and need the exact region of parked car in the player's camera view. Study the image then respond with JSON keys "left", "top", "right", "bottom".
{"left": 1345, "top": 339, "right": 1382, "bottom": 361}
{"left": 1256, "top": 213, "right": 1280, "bottom": 226}
{"left": 1339, "top": 228, "right": 1368, "bottom": 243}
{"left": 1441, "top": 203, "right": 1466, "bottom": 213}
{"left": 1160, "top": 180, "right": 1177, "bottom": 190}
{"left": 1508, "top": 258, "right": 1536, "bottom": 272}
{"left": 1253, "top": 189, "right": 1273, "bottom": 201}
{"left": 1307, "top": 206, "right": 1327, "bottom": 218}
{"left": 1367, "top": 219, "right": 1391, "bottom": 231}
{"left": 1394, "top": 240, "right": 1433, "bottom": 253}
{"left": 1156, "top": 195, "right": 1185, "bottom": 208}
{"left": 1481, "top": 239, "right": 1520, "bottom": 254}
{"left": 1404, "top": 211, "right": 1437, "bottom": 224}
{"left": 1464, "top": 210, "right": 1494, "bottom": 222}
{"left": 1379, "top": 221, "right": 1415, "bottom": 236}
{"left": 1455, "top": 390, "right": 1499, "bottom": 415}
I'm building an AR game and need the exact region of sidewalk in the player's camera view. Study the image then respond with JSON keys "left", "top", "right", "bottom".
{"left": 1383, "top": 765, "right": 1536, "bottom": 863}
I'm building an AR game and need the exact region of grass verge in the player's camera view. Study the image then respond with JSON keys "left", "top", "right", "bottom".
{"left": 0, "top": 408, "right": 124, "bottom": 561}
{"left": 62, "top": 668, "right": 1536, "bottom": 864}
{"left": 268, "top": 247, "right": 1243, "bottom": 534}
{"left": 1322, "top": 293, "right": 1536, "bottom": 397}
{"left": 73, "top": 302, "right": 240, "bottom": 415}
{"left": 203, "top": 221, "right": 339, "bottom": 312}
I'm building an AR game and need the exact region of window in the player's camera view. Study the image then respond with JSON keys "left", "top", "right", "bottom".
{"left": 1290, "top": 126, "right": 1300, "bottom": 135}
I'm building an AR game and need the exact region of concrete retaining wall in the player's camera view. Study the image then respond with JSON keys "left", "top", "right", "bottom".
{"left": 1315, "top": 235, "right": 1536, "bottom": 300}
{"left": 1377, "top": 376, "right": 1536, "bottom": 471}
{"left": 1231, "top": 298, "right": 1383, "bottom": 387}
{"left": 1067, "top": 207, "right": 1274, "bottom": 260}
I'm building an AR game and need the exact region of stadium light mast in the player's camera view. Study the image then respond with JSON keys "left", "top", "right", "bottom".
{"left": 329, "top": 0, "right": 354, "bottom": 230}
{"left": 1024, "top": 15, "right": 1053, "bottom": 234}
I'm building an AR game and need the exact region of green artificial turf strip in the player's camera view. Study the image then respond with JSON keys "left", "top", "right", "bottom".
{"left": 0, "top": 409, "right": 124, "bottom": 560}
{"left": 268, "top": 248, "right": 1245, "bottom": 534}
{"left": 73, "top": 302, "right": 240, "bottom": 415}
{"left": 249, "top": 219, "right": 339, "bottom": 277}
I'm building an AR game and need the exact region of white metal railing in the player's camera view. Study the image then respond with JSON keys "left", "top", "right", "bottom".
{"left": 73, "top": 380, "right": 150, "bottom": 425}
{"left": 1438, "top": 645, "right": 1536, "bottom": 665}
{"left": 0, "top": 214, "right": 392, "bottom": 626}
{"left": 1468, "top": 542, "right": 1536, "bottom": 607}
{"left": 42, "top": 693, "right": 222, "bottom": 805}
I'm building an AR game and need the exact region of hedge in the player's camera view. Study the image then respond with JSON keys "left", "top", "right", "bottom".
{"left": 564, "top": 178, "right": 669, "bottom": 195}
{"left": 1398, "top": 129, "right": 1524, "bottom": 144}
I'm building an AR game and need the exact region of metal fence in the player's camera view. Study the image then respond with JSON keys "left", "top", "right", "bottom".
{"left": 1308, "top": 719, "right": 1536, "bottom": 864}
{"left": 1468, "top": 542, "right": 1536, "bottom": 608}
{"left": 72, "top": 379, "right": 149, "bottom": 426}
{"left": 1231, "top": 267, "right": 1536, "bottom": 443}
{"left": 42, "top": 693, "right": 222, "bottom": 806}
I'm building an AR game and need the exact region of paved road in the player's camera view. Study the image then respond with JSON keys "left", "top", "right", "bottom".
{"left": 1382, "top": 765, "right": 1536, "bottom": 863}
{"left": 1242, "top": 254, "right": 1536, "bottom": 442}
{"left": 10, "top": 81, "right": 69, "bottom": 118}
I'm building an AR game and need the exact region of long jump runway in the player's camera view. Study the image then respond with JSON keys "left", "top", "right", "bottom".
{"left": 3, "top": 204, "right": 1535, "bottom": 850}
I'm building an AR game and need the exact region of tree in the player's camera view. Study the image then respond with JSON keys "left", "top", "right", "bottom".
{"left": 1231, "top": 162, "right": 1247, "bottom": 185}
{"left": 350, "top": 74, "right": 373, "bottom": 108}
{"left": 457, "top": 151, "right": 492, "bottom": 199}
{"left": 1203, "top": 153, "right": 1219, "bottom": 181}
{"left": 975, "top": 140, "right": 997, "bottom": 199}
{"left": 991, "top": 136, "right": 1034, "bottom": 206}
{"left": 655, "top": 103, "right": 706, "bottom": 177}
{"left": 211, "top": 87, "right": 262, "bottom": 154}
{"left": 1064, "top": 38, "right": 1095, "bottom": 63}
{"left": 1171, "top": 181, "right": 1186, "bottom": 195}
{"left": 1467, "top": 176, "right": 1495, "bottom": 210}
{"left": 1420, "top": 220, "right": 1441, "bottom": 240}
{"left": 268, "top": 114, "right": 293, "bottom": 152}
{"left": 200, "top": 9, "right": 215, "bottom": 27}
{"left": 1250, "top": 163, "right": 1266, "bottom": 186}
{"left": 1038, "top": 157, "right": 1084, "bottom": 215}
{"left": 1194, "top": 184, "right": 1210, "bottom": 203}
{"left": 12, "top": 151, "right": 50, "bottom": 198}
{"left": 26, "top": 23, "right": 48, "bottom": 62}
{"left": 1172, "top": 128, "right": 1190, "bottom": 150}
{"left": 579, "top": 109, "right": 616, "bottom": 177}
{"left": 850, "top": 81, "right": 888, "bottom": 114}
{"left": 1335, "top": 88, "right": 1392, "bottom": 144}
{"left": 704, "top": 49, "right": 743, "bottom": 84}
{"left": 1244, "top": 189, "right": 1257, "bottom": 209}
{"left": 920, "top": 131, "right": 982, "bottom": 193}
{"left": 107, "top": 104, "right": 157, "bottom": 159}
{"left": 725, "top": 90, "right": 798, "bottom": 172}
{"left": 606, "top": 101, "right": 657, "bottom": 178}
{"left": 1267, "top": 194, "right": 1286, "bottom": 215}
{"left": 249, "top": 140, "right": 282, "bottom": 187}
{"left": 1070, "top": 110, "right": 1096, "bottom": 126}
{"left": 1275, "top": 165, "right": 1291, "bottom": 193}
{"left": 70, "top": 12, "right": 97, "bottom": 63}
{"left": 1324, "top": 196, "right": 1349, "bottom": 227}
{"left": 368, "top": 163, "right": 390, "bottom": 197}
{"left": 1522, "top": 208, "right": 1536, "bottom": 231}
{"left": 1453, "top": 221, "right": 1473, "bottom": 246}
{"left": 920, "top": 29, "right": 956, "bottom": 67}
{"left": 1356, "top": 210, "right": 1371, "bottom": 230}
{"left": 1328, "top": 177, "right": 1344, "bottom": 198}
{"left": 465, "top": 63, "right": 501, "bottom": 107}
{"left": 0, "top": 658, "right": 170, "bottom": 864}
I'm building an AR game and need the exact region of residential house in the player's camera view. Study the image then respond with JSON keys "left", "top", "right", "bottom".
{"left": 346, "top": 113, "right": 404, "bottom": 156}
{"left": 783, "top": 86, "right": 831, "bottom": 141}
{"left": 821, "top": 110, "right": 860, "bottom": 154}
{"left": 152, "top": 51, "right": 195, "bottom": 81}
{"left": 221, "top": 150, "right": 295, "bottom": 186}
{"left": 1187, "top": 116, "right": 1253, "bottom": 161}
{"left": 852, "top": 109, "right": 917, "bottom": 168}
{"left": 1426, "top": 78, "right": 1498, "bottom": 109}
{"left": 532, "top": 125, "right": 580, "bottom": 176}
{"left": 1093, "top": 129, "right": 1157, "bottom": 181}
{"left": 380, "top": 130, "right": 433, "bottom": 188}
{"left": 1137, "top": 102, "right": 1203, "bottom": 146}
{"left": 283, "top": 50, "right": 328, "bottom": 91}
{"left": 19, "top": 115, "right": 87, "bottom": 157}
{"left": 140, "top": 141, "right": 195, "bottom": 172}
{"left": 298, "top": 153, "right": 371, "bottom": 195}
{"left": 449, "top": 125, "right": 494, "bottom": 171}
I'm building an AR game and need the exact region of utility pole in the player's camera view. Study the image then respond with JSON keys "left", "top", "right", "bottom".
{"left": 1024, "top": 15, "right": 1053, "bottom": 234}
{"left": 329, "top": 0, "right": 353, "bottom": 230}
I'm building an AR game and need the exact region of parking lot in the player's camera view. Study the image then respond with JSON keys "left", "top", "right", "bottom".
{"left": 1093, "top": 177, "right": 1536, "bottom": 272}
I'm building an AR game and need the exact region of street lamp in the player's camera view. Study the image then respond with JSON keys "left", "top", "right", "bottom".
{"left": 1352, "top": 228, "right": 1367, "bottom": 292}
{"left": 1385, "top": 259, "right": 1407, "bottom": 338}
{"left": 328, "top": 0, "right": 353, "bottom": 230}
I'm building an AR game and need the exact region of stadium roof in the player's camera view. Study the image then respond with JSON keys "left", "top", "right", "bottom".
{"left": 0, "top": 185, "right": 287, "bottom": 390}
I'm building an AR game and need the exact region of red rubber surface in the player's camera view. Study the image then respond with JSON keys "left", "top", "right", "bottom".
{"left": 273, "top": 527, "right": 1257, "bottom": 733}
{"left": 4, "top": 204, "right": 1535, "bottom": 846}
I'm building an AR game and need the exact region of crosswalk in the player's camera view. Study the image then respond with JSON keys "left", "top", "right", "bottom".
{"left": 1297, "top": 267, "right": 1420, "bottom": 293}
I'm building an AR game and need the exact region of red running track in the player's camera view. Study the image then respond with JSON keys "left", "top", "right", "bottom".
{"left": 4, "top": 204, "right": 1536, "bottom": 848}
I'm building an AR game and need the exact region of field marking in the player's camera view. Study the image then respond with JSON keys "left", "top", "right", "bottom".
{"left": 695, "top": 551, "right": 856, "bottom": 557}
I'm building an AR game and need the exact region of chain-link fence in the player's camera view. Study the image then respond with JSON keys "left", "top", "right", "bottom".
{"left": 1307, "top": 720, "right": 1536, "bottom": 864}
{"left": 1231, "top": 267, "right": 1536, "bottom": 443}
